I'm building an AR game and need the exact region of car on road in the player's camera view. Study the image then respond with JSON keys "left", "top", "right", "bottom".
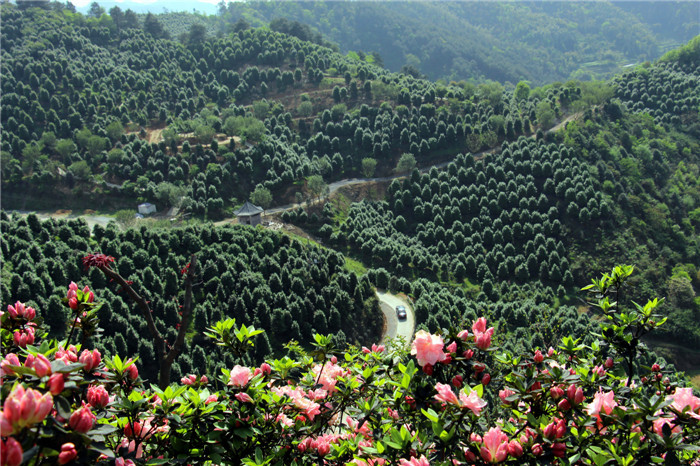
{"left": 396, "top": 305, "right": 407, "bottom": 320}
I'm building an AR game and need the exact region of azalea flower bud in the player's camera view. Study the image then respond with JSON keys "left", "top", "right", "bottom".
{"left": 260, "top": 363, "right": 272, "bottom": 375}
{"left": 605, "top": 357, "right": 614, "bottom": 369}
{"left": 87, "top": 385, "right": 110, "bottom": 408}
{"left": 81, "top": 349, "right": 102, "bottom": 372}
{"left": 235, "top": 392, "right": 253, "bottom": 403}
{"left": 3, "top": 384, "right": 53, "bottom": 433}
{"left": 205, "top": 394, "right": 218, "bottom": 404}
{"left": 531, "top": 443, "right": 543, "bottom": 456}
{"left": 499, "top": 388, "right": 514, "bottom": 404}
{"left": 49, "top": 373, "right": 65, "bottom": 396}
{"left": 181, "top": 375, "right": 193, "bottom": 385}
{"left": 464, "top": 449, "right": 476, "bottom": 462}
{"left": 69, "top": 402, "right": 95, "bottom": 433}
{"left": 593, "top": 365, "right": 606, "bottom": 377}
{"left": 200, "top": 375, "right": 208, "bottom": 385}
{"left": 547, "top": 346, "right": 555, "bottom": 357}
{"left": 446, "top": 341, "right": 457, "bottom": 353}
{"left": 452, "top": 375, "right": 463, "bottom": 388}
{"left": 422, "top": 363, "right": 434, "bottom": 376}
{"left": 115, "top": 459, "right": 136, "bottom": 466}
{"left": 550, "top": 386, "right": 564, "bottom": 400}
{"left": 558, "top": 398, "right": 571, "bottom": 412}
{"left": 58, "top": 442, "right": 78, "bottom": 465}
{"left": 457, "top": 330, "right": 470, "bottom": 341}
{"left": 534, "top": 350, "right": 544, "bottom": 363}
{"left": 68, "top": 297, "right": 78, "bottom": 310}
{"left": 13, "top": 327, "right": 35, "bottom": 348}
{"left": 124, "top": 421, "right": 143, "bottom": 438}
{"left": 552, "top": 442, "right": 566, "bottom": 458}
{"left": 567, "top": 384, "right": 577, "bottom": 401}
{"left": 463, "top": 349, "right": 474, "bottom": 360}
{"left": 574, "top": 387, "right": 584, "bottom": 405}
{"left": 1, "top": 353, "right": 21, "bottom": 377}
{"left": 652, "top": 363, "right": 661, "bottom": 372}
{"left": 482, "top": 373, "right": 491, "bottom": 385}
{"left": 1, "top": 437, "right": 23, "bottom": 466}
{"left": 33, "top": 353, "right": 52, "bottom": 378}
{"left": 317, "top": 441, "right": 330, "bottom": 456}
{"left": 330, "top": 356, "right": 337, "bottom": 364}
{"left": 543, "top": 422, "right": 556, "bottom": 439}
{"left": 507, "top": 440, "right": 523, "bottom": 458}
{"left": 125, "top": 359, "right": 138, "bottom": 381}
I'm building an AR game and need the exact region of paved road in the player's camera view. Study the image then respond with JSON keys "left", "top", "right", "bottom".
{"left": 376, "top": 290, "right": 415, "bottom": 345}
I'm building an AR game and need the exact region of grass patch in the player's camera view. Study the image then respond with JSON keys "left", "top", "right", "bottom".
{"left": 345, "top": 256, "right": 368, "bottom": 276}
{"left": 688, "top": 369, "right": 700, "bottom": 390}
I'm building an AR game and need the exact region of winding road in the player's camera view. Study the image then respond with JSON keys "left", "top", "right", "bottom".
{"left": 376, "top": 290, "right": 415, "bottom": 344}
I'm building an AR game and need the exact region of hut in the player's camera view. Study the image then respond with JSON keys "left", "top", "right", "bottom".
{"left": 234, "top": 201, "right": 263, "bottom": 226}
{"left": 138, "top": 203, "right": 157, "bottom": 215}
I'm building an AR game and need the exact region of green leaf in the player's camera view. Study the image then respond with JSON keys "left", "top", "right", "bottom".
{"left": 422, "top": 408, "right": 439, "bottom": 423}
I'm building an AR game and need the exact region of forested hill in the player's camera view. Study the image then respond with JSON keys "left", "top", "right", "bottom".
{"left": 216, "top": 1, "right": 699, "bottom": 84}
{"left": 0, "top": 2, "right": 698, "bottom": 372}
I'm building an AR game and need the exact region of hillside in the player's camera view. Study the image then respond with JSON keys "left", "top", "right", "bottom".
{"left": 216, "top": 1, "right": 699, "bottom": 84}
{"left": 1, "top": 6, "right": 699, "bottom": 465}
{"left": 1, "top": 3, "right": 699, "bottom": 356}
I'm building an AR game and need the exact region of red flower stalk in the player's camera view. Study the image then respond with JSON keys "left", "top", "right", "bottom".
{"left": 82, "top": 253, "right": 115, "bottom": 270}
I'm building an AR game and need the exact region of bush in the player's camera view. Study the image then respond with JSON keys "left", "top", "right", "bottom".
{"left": 1, "top": 265, "right": 698, "bottom": 465}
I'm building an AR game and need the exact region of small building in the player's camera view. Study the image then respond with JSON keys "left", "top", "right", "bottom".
{"left": 235, "top": 201, "right": 263, "bottom": 226}
{"left": 138, "top": 203, "right": 157, "bottom": 215}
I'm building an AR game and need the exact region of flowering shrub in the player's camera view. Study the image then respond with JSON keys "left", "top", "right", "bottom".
{"left": 1, "top": 265, "right": 699, "bottom": 465}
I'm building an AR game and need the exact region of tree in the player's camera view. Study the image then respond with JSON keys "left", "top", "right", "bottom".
{"left": 194, "top": 125, "right": 215, "bottom": 144}
{"left": 536, "top": 101, "right": 555, "bottom": 129}
{"left": 307, "top": 175, "right": 328, "bottom": 202}
{"left": 361, "top": 158, "right": 377, "bottom": 178}
{"left": 185, "top": 23, "right": 207, "bottom": 48}
{"left": 250, "top": 186, "right": 272, "bottom": 210}
{"left": 88, "top": 2, "right": 105, "bottom": 18}
{"left": 105, "top": 121, "right": 123, "bottom": 142}
{"left": 143, "top": 13, "right": 167, "bottom": 40}
{"left": 515, "top": 81, "right": 530, "bottom": 101}
{"left": 395, "top": 153, "right": 416, "bottom": 174}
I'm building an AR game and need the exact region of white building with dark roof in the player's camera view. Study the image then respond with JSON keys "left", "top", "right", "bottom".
{"left": 234, "top": 201, "right": 263, "bottom": 226}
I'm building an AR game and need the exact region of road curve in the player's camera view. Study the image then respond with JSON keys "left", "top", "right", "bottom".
{"left": 376, "top": 290, "right": 415, "bottom": 345}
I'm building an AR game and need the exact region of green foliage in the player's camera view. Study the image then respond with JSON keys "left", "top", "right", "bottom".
{"left": 361, "top": 158, "right": 377, "bottom": 178}
{"left": 395, "top": 153, "right": 416, "bottom": 174}
{"left": 249, "top": 185, "right": 272, "bottom": 210}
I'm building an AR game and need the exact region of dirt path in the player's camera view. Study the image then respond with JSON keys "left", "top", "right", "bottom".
{"left": 376, "top": 290, "right": 415, "bottom": 344}
{"left": 10, "top": 210, "right": 115, "bottom": 231}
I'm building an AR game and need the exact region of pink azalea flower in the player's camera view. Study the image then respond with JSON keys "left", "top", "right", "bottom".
{"left": 586, "top": 389, "right": 617, "bottom": 428}
{"left": 434, "top": 383, "right": 460, "bottom": 406}
{"left": 669, "top": 387, "right": 700, "bottom": 419}
{"left": 399, "top": 455, "right": 430, "bottom": 466}
{"left": 229, "top": 365, "right": 253, "bottom": 387}
{"left": 480, "top": 427, "right": 509, "bottom": 463}
{"left": 460, "top": 389, "right": 488, "bottom": 415}
{"left": 411, "top": 330, "right": 447, "bottom": 368}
